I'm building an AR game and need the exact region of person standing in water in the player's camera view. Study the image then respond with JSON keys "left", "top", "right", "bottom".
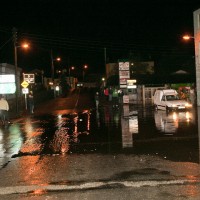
{"left": 28, "top": 91, "right": 34, "bottom": 114}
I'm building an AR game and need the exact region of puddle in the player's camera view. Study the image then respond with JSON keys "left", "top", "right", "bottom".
{"left": 5, "top": 105, "right": 199, "bottom": 163}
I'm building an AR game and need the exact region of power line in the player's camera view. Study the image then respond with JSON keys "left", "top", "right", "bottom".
{"left": 20, "top": 32, "right": 193, "bottom": 57}
{"left": 0, "top": 27, "right": 193, "bottom": 60}
{"left": 0, "top": 36, "right": 13, "bottom": 50}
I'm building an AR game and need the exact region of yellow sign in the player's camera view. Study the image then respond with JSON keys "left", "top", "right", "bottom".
{"left": 21, "top": 81, "right": 29, "bottom": 88}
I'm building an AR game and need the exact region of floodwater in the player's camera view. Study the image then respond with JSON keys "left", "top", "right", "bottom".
{"left": 0, "top": 103, "right": 199, "bottom": 164}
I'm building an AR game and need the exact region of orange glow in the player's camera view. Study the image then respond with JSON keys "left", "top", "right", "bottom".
{"left": 182, "top": 35, "right": 194, "bottom": 40}
{"left": 32, "top": 189, "right": 47, "bottom": 195}
{"left": 56, "top": 57, "right": 61, "bottom": 61}
{"left": 84, "top": 65, "right": 88, "bottom": 69}
{"left": 20, "top": 42, "right": 29, "bottom": 49}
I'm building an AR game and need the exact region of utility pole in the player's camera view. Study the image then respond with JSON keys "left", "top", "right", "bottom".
{"left": 50, "top": 49, "right": 54, "bottom": 81}
{"left": 12, "top": 27, "right": 18, "bottom": 115}
{"left": 104, "top": 47, "right": 106, "bottom": 76}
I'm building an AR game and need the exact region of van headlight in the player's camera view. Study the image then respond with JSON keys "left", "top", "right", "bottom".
{"left": 172, "top": 104, "right": 176, "bottom": 107}
{"left": 185, "top": 103, "right": 192, "bottom": 107}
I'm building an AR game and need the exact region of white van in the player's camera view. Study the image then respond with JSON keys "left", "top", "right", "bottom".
{"left": 153, "top": 89, "right": 192, "bottom": 111}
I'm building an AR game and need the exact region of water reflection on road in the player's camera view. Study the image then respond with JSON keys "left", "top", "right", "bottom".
{"left": 120, "top": 105, "right": 199, "bottom": 163}
{"left": 154, "top": 109, "right": 195, "bottom": 135}
{"left": 0, "top": 103, "right": 199, "bottom": 165}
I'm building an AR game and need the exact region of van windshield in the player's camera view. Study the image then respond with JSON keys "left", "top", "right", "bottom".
{"left": 166, "top": 95, "right": 180, "bottom": 101}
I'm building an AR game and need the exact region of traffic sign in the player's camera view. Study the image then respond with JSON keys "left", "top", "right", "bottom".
{"left": 23, "top": 73, "right": 35, "bottom": 83}
{"left": 22, "top": 88, "right": 29, "bottom": 94}
{"left": 21, "top": 81, "right": 29, "bottom": 88}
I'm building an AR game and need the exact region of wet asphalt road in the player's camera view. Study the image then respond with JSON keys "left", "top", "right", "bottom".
{"left": 0, "top": 88, "right": 200, "bottom": 199}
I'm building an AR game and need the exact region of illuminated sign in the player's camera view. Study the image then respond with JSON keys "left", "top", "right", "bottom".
{"left": 123, "top": 95, "right": 129, "bottom": 103}
{"left": 127, "top": 79, "right": 137, "bottom": 89}
{"left": 0, "top": 75, "right": 16, "bottom": 94}
{"left": 120, "top": 78, "right": 129, "bottom": 85}
{"left": 0, "top": 74, "right": 15, "bottom": 83}
{"left": 21, "top": 81, "right": 29, "bottom": 88}
{"left": 119, "top": 62, "right": 130, "bottom": 70}
{"left": 118, "top": 61, "right": 130, "bottom": 89}
{"left": 23, "top": 73, "right": 35, "bottom": 83}
{"left": 119, "top": 71, "right": 130, "bottom": 78}
{"left": 22, "top": 88, "right": 29, "bottom": 94}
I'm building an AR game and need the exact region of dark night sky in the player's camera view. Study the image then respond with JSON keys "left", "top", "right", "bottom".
{"left": 0, "top": 0, "right": 200, "bottom": 77}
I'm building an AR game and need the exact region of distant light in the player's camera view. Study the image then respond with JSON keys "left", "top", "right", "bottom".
{"left": 22, "top": 43, "right": 29, "bottom": 48}
{"left": 182, "top": 35, "right": 194, "bottom": 40}
{"left": 55, "top": 86, "right": 60, "bottom": 91}
{"left": 58, "top": 114, "right": 62, "bottom": 119}
{"left": 77, "top": 83, "right": 83, "bottom": 87}
{"left": 172, "top": 112, "right": 177, "bottom": 120}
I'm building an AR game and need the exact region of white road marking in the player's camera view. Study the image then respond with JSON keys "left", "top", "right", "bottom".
{"left": 0, "top": 179, "right": 199, "bottom": 195}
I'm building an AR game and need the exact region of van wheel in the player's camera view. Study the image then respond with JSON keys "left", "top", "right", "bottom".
{"left": 166, "top": 106, "right": 169, "bottom": 112}
{"left": 155, "top": 105, "right": 158, "bottom": 110}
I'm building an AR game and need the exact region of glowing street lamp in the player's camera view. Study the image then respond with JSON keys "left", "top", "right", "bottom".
{"left": 21, "top": 43, "right": 29, "bottom": 49}
{"left": 15, "top": 43, "right": 29, "bottom": 113}
{"left": 69, "top": 66, "right": 75, "bottom": 76}
{"left": 182, "top": 35, "right": 195, "bottom": 40}
{"left": 181, "top": 10, "right": 200, "bottom": 106}
{"left": 102, "top": 77, "right": 106, "bottom": 87}
{"left": 13, "top": 27, "right": 30, "bottom": 114}
{"left": 50, "top": 49, "right": 61, "bottom": 81}
{"left": 68, "top": 66, "right": 75, "bottom": 88}
{"left": 84, "top": 65, "right": 88, "bottom": 69}
{"left": 83, "top": 65, "right": 88, "bottom": 81}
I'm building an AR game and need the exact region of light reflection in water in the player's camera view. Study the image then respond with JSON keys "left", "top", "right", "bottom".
{"left": 50, "top": 110, "right": 91, "bottom": 154}
{"left": 7, "top": 124, "right": 23, "bottom": 155}
{"left": 0, "top": 129, "right": 5, "bottom": 157}
{"left": 31, "top": 189, "right": 47, "bottom": 195}
{"left": 50, "top": 127, "right": 70, "bottom": 154}
{"left": 0, "top": 123, "right": 23, "bottom": 163}
{"left": 96, "top": 108, "right": 100, "bottom": 127}
{"left": 184, "top": 175, "right": 200, "bottom": 197}
{"left": 24, "top": 118, "right": 34, "bottom": 137}
{"left": 121, "top": 105, "right": 138, "bottom": 148}
{"left": 154, "top": 110, "right": 195, "bottom": 134}
{"left": 87, "top": 112, "right": 91, "bottom": 131}
{"left": 73, "top": 116, "right": 79, "bottom": 143}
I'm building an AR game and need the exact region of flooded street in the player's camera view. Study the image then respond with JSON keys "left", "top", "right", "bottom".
{"left": 0, "top": 91, "right": 200, "bottom": 199}
{"left": 1, "top": 101, "right": 199, "bottom": 163}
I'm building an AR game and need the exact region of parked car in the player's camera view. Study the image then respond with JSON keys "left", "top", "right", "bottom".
{"left": 153, "top": 89, "right": 192, "bottom": 111}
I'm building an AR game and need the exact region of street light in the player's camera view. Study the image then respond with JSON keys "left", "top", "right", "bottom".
{"left": 83, "top": 65, "right": 88, "bottom": 81}
{"left": 68, "top": 66, "right": 75, "bottom": 88}
{"left": 182, "top": 35, "right": 194, "bottom": 40}
{"left": 15, "top": 42, "right": 29, "bottom": 114}
{"left": 102, "top": 77, "right": 106, "bottom": 87}
{"left": 50, "top": 49, "right": 61, "bottom": 81}
{"left": 69, "top": 66, "right": 75, "bottom": 76}
{"left": 182, "top": 32, "right": 200, "bottom": 106}
{"left": 13, "top": 27, "right": 30, "bottom": 114}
